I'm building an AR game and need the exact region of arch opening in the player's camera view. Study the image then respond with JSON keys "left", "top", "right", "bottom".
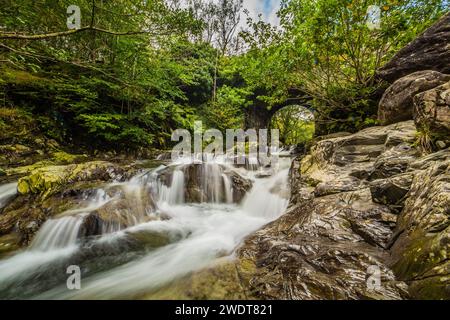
{"left": 269, "top": 105, "right": 315, "bottom": 147}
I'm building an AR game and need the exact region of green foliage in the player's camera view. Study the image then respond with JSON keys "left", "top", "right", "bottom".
{"left": 270, "top": 106, "right": 315, "bottom": 145}
{"left": 275, "top": 0, "right": 447, "bottom": 133}
{"left": 0, "top": 0, "right": 447, "bottom": 154}
{"left": 205, "top": 85, "right": 251, "bottom": 132}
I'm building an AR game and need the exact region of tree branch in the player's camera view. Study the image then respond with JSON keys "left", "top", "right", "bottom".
{"left": 0, "top": 26, "right": 158, "bottom": 40}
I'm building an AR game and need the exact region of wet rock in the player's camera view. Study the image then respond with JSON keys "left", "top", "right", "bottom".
{"left": 413, "top": 80, "right": 450, "bottom": 142}
{"left": 436, "top": 140, "right": 447, "bottom": 149}
{"left": 79, "top": 187, "right": 156, "bottom": 237}
{"left": 228, "top": 170, "right": 253, "bottom": 203}
{"left": 0, "top": 232, "right": 21, "bottom": 258}
{"left": 370, "top": 144, "right": 420, "bottom": 180}
{"left": 308, "top": 121, "right": 416, "bottom": 169}
{"left": 160, "top": 163, "right": 252, "bottom": 204}
{"left": 17, "top": 161, "right": 135, "bottom": 199}
{"left": 314, "top": 177, "right": 365, "bottom": 197}
{"left": 203, "top": 121, "right": 450, "bottom": 300}
{"left": 409, "top": 148, "right": 450, "bottom": 170}
{"left": 378, "top": 71, "right": 450, "bottom": 125}
{"left": 388, "top": 159, "right": 449, "bottom": 299}
{"left": 377, "top": 13, "right": 450, "bottom": 83}
{"left": 370, "top": 174, "right": 413, "bottom": 213}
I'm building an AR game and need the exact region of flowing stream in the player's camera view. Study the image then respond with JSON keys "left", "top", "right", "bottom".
{"left": 0, "top": 182, "right": 17, "bottom": 210}
{"left": 0, "top": 154, "right": 292, "bottom": 299}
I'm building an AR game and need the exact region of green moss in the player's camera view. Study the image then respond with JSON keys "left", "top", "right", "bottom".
{"left": 51, "top": 151, "right": 88, "bottom": 164}
{"left": 7, "top": 160, "right": 55, "bottom": 176}
{"left": 393, "top": 230, "right": 449, "bottom": 299}
{"left": 17, "top": 161, "right": 119, "bottom": 199}
{"left": 0, "top": 68, "right": 47, "bottom": 86}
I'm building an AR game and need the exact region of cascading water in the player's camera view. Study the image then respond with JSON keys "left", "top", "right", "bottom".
{"left": 0, "top": 154, "right": 293, "bottom": 299}
{"left": 31, "top": 216, "right": 86, "bottom": 251}
{"left": 0, "top": 182, "right": 17, "bottom": 210}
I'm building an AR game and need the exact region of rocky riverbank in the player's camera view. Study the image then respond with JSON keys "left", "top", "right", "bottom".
{"left": 168, "top": 14, "right": 450, "bottom": 300}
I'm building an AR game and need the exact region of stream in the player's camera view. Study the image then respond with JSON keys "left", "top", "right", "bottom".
{"left": 0, "top": 154, "right": 292, "bottom": 299}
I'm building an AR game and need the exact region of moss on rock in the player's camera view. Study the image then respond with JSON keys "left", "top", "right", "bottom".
{"left": 17, "top": 161, "right": 132, "bottom": 199}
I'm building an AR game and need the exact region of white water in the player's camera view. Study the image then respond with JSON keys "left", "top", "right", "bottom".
{"left": 0, "top": 155, "right": 292, "bottom": 299}
{"left": 0, "top": 182, "right": 17, "bottom": 209}
{"left": 31, "top": 216, "right": 86, "bottom": 251}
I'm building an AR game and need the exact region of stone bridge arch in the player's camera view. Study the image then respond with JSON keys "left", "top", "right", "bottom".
{"left": 244, "top": 94, "right": 313, "bottom": 131}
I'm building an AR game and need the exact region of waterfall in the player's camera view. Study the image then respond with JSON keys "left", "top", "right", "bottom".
{"left": 154, "top": 169, "right": 185, "bottom": 205}
{"left": 0, "top": 154, "right": 293, "bottom": 299}
{"left": 242, "top": 157, "right": 291, "bottom": 219}
{"left": 0, "top": 182, "right": 17, "bottom": 209}
{"left": 201, "top": 163, "right": 224, "bottom": 203}
{"left": 30, "top": 215, "right": 86, "bottom": 251}
{"left": 222, "top": 174, "right": 233, "bottom": 204}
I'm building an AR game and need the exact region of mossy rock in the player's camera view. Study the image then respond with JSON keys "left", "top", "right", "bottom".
{"left": 142, "top": 259, "right": 257, "bottom": 300}
{"left": 51, "top": 151, "right": 88, "bottom": 164}
{"left": 17, "top": 161, "right": 130, "bottom": 199}
{"left": 6, "top": 161, "right": 55, "bottom": 176}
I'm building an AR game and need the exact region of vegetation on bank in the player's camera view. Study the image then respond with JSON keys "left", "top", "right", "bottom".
{"left": 0, "top": 0, "right": 447, "bottom": 154}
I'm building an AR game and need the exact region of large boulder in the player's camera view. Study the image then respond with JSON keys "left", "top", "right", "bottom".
{"left": 378, "top": 71, "right": 450, "bottom": 125}
{"left": 378, "top": 13, "right": 450, "bottom": 83}
{"left": 79, "top": 186, "right": 156, "bottom": 237}
{"left": 17, "top": 161, "right": 134, "bottom": 199}
{"left": 413, "top": 80, "right": 450, "bottom": 145}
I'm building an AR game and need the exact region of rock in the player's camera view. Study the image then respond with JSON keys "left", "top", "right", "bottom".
{"left": 388, "top": 157, "right": 449, "bottom": 299}
{"left": 307, "top": 121, "right": 416, "bottom": 169}
{"left": 436, "top": 141, "right": 447, "bottom": 149}
{"left": 370, "top": 143, "right": 420, "bottom": 180}
{"left": 377, "top": 13, "right": 450, "bottom": 83}
{"left": 159, "top": 163, "right": 252, "bottom": 204}
{"left": 0, "top": 168, "right": 5, "bottom": 177}
{"left": 201, "top": 120, "right": 449, "bottom": 299}
{"left": 413, "top": 80, "right": 450, "bottom": 141}
{"left": 17, "top": 161, "right": 134, "bottom": 199}
{"left": 0, "top": 232, "right": 21, "bottom": 258}
{"left": 79, "top": 187, "right": 156, "bottom": 237}
{"left": 370, "top": 174, "right": 413, "bottom": 213}
{"left": 228, "top": 170, "right": 253, "bottom": 203}
{"left": 378, "top": 71, "right": 450, "bottom": 125}
{"left": 51, "top": 151, "right": 88, "bottom": 164}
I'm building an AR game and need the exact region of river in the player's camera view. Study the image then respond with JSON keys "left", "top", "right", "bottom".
{"left": 0, "top": 154, "right": 292, "bottom": 299}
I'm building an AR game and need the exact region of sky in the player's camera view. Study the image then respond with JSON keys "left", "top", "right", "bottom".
{"left": 242, "top": 0, "right": 282, "bottom": 26}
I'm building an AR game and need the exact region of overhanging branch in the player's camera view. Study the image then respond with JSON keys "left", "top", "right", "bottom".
{"left": 0, "top": 26, "right": 159, "bottom": 40}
